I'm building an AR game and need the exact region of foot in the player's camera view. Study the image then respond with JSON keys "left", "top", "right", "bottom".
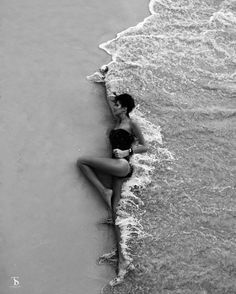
{"left": 102, "top": 188, "right": 113, "bottom": 210}
{"left": 109, "top": 260, "right": 134, "bottom": 287}
{"left": 118, "top": 260, "right": 134, "bottom": 276}
{"left": 97, "top": 249, "right": 118, "bottom": 264}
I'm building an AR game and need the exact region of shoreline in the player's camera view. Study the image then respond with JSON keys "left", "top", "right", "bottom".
{"left": 1, "top": 1, "right": 150, "bottom": 293}
{"left": 90, "top": 0, "right": 236, "bottom": 293}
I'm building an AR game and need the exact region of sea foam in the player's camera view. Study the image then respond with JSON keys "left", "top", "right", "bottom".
{"left": 88, "top": 0, "right": 236, "bottom": 292}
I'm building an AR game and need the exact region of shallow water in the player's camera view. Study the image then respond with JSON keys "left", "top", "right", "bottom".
{"left": 90, "top": 0, "right": 236, "bottom": 293}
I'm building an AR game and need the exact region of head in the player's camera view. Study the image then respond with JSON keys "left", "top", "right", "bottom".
{"left": 112, "top": 93, "right": 135, "bottom": 118}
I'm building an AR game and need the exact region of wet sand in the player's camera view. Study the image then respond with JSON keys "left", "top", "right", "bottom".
{"left": 0, "top": 0, "right": 149, "bottom": 293}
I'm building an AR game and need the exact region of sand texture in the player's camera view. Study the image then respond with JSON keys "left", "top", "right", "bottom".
{"left": 0, "top": 1, "right": 148, "bottom": 293}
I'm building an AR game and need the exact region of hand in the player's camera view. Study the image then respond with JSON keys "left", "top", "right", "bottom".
{"left": 113, "top": 149, "right": 128, "bottom": 159}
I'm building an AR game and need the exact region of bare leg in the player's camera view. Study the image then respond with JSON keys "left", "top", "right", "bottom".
{"left": 77, "top": 156, "right": 131, "bottom": 210}
{"left": 78, "top": 163, "right": 112, "bottom": 209}
{"left": 112, "top": 178, "right": 132, "bottom": 278}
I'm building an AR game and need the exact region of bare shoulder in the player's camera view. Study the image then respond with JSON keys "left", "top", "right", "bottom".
{"left": 130, "top": 119, "right": 141, "bottom": 132}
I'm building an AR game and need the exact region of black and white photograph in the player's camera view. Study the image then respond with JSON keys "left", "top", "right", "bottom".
{"left": 1, "top": 0, "right": 236, "bottom": 293}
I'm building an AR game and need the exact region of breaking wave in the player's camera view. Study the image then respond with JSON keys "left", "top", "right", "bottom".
{"left": 88, "top": 0, "right": 236, "bottom": 293}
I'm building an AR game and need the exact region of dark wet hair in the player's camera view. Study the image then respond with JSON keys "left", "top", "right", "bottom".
{"left": 114, "top": 93, "right": 135, "bottom": 117}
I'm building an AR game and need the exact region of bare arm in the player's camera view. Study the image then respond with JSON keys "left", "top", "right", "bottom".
{"left": 104, "top": 92, "right": 117, "bottom": 137}
{"left": 106, "top": 93, "right": 116, "bottom": 119}
{"left": 112, "top": 120, "right": 148, "bottom": 159}
{"left": 99, "top": 66, "right": 117, "bottom": 120}
{"left": 115, "top": 120, "right": 148, "bottom": 158}
{"left": 131, "top": 120, "right": 148, "bottom": 154}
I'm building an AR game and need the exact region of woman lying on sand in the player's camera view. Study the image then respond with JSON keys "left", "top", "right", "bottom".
{"left": 77, "top": 84, "right": 148, "bottom": 285}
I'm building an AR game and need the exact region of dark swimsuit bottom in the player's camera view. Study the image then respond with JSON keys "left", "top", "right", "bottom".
{"left": 109, "top": 128, "right": 135, "bottom": 179}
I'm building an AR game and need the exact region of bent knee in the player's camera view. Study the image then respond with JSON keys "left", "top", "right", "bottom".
{"left": 76, "top": 156, "right": 88, "bottom": 167}
{"left": 119, "top": 159, "right": 131, "bottom": 173}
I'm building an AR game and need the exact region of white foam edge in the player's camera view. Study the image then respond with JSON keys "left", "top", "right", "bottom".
{"left": 86, "top": 0, "right": 176, "bottom": 263}
{"left": 98, "top": 1, "right": 156, "bottom": 60}
{"left": 115, "top": 214, "right": 151, "bottom": 261}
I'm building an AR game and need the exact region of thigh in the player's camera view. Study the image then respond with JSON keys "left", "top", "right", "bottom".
{"left": 79, "top": 156, "right": 130, "bottom": 177}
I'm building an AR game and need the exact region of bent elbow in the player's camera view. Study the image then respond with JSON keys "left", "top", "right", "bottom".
{"left": 143, "top": 144, "right": 149, "bottom": 153}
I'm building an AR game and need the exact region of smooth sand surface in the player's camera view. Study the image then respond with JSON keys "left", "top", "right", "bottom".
{"left": 1, "top": 0, "right": 149, "bottom": 293}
